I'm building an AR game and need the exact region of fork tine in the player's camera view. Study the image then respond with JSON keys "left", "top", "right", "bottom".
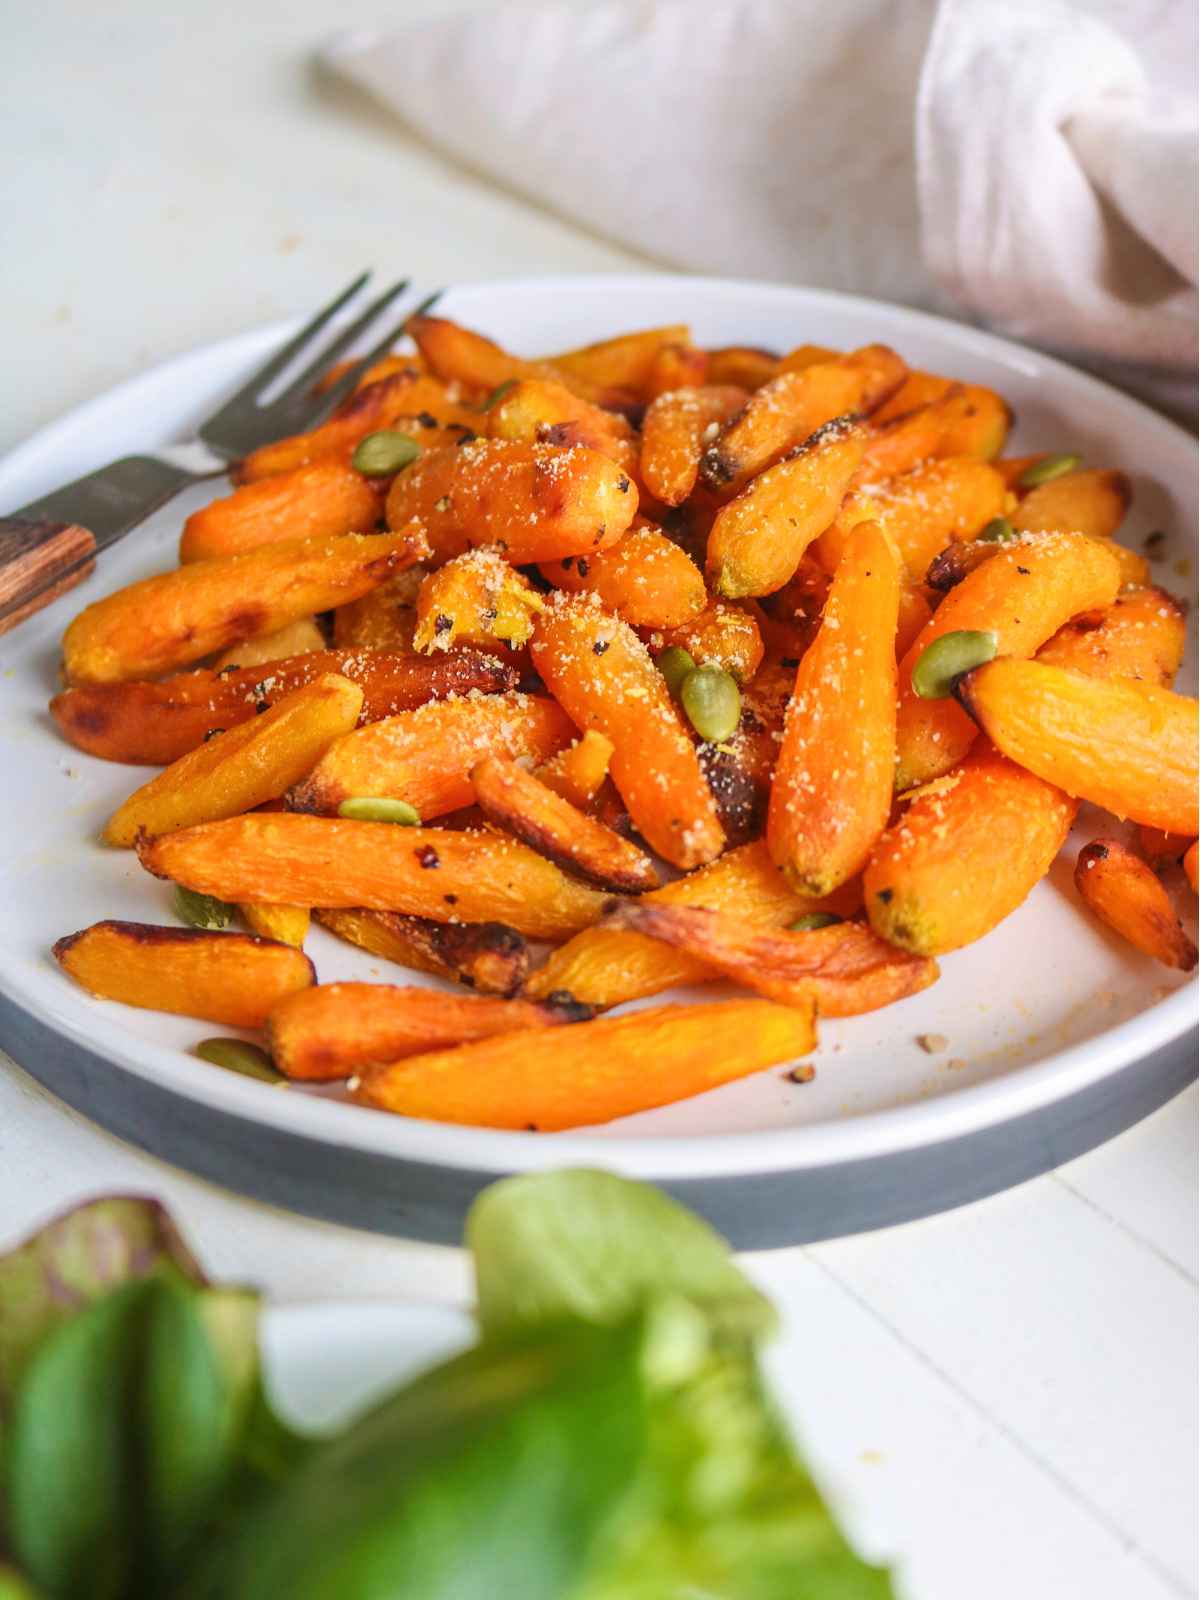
{"left": 279, "top": 277, "right": 411, "bottom": 400}
{"left": 405, "top": 287, "right": 445, "bottom": 328}
{"left": 304, "top": 299, "right": 444, "bottom": 422}
{"left": 214, "top": 271, "right": 371, "bottom": 412}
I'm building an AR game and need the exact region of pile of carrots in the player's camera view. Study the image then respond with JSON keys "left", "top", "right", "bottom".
{"left": 49, "top": 315, "right": 1198, "bottom": 1130}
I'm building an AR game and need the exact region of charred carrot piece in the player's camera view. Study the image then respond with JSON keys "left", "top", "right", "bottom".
{"left": 893, "top": 530, "right": 1122, "bottom": 791}
{"left": 267, "top": 981, "right": 591, "bottom": 1081}
{"left": 524, "top": 839, "right": 862, "bottom": 1008}
{"left": 957, "top": 659, "right": 1199, "bottom": 835}
{"left": 539, "top": 522, "right": 707, "bottom": 629}
{"left": 701, "top": 346, "right": 904, "bottom": 492}
{"left": 53, "top": 921, "right": 314, "bottom": 1028}
{"left": 640, "top": 385, "right": 748, "bottom": 507}
{"left": 62, "top": 527, "right": 429, "bottom": 686}
{"left": 471, "top": 754, "right": 659, "bottom": 893}
{"left": 534, "top": 731, "right": 614, "bottom": 810}
{"left": 813, "top": 456, "right": 1007, "bottom": 581}
{"left": 385, "top": 439, "right": 639, "bottom": 565}
{"left": 767, "top": 522, "right": 900, "bottom": 895}
{"left": 706, "top": 418, "right": 867, "bottom": 599}
{"left": 287, "top": 691, "right": 573, "bottom": 819}
{"left": 104, "top": 674, "right": 363, "bottom": 846}
{"left": 864, "top": 745, "right": 1078, "bottom": 956}
{"left": 530, "top": 592, "right": 724, "bottom": 869}
{"left": 602, "top": 902, "right": 938, "bottom": 1016}
{"left": 180, "top": 461, "right": 383, "bottom": 563}
{"left": 354, "top": 998, "right": 816, "bottom": 1130}
{"left": 1185, "top": 842, "right": 1199, "bottom": 894}
{"left": 1076, "top": 839, "right": 1197, "bottom": 971}
{"left": 1035, "top": 586, "right": 1186, "bottom": 687}
{"left": 50, "top": 647, "right": 515, "bottom": 767}
{"left": 314, "top": 907, "right": 530, "bottom": 995}
{"left": 138, "top": 815, "right": 608, "bottom": 940}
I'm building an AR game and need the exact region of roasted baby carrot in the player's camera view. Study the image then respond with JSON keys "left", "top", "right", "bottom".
{"left": 138, "top": 815, "right": 609, "bottom": 939}
{"left": 524, "top": 839, "right": 861, "bottom": 1008}
{"left": 701, "top": 346, "right": 904, "bottom": 491}
{"left": 957, "top": 659, "right": 1199, "bottom": 834}
{"left": 314, "top": 908, "right": 530, "bottom": 995}
{"left": 331, "top": 569, "right": 424, "bottom": 651}
{"left": 1137, "top": 826, "right": 1193, "bottom": 870}
{"left": 813, "top": 456, "right": 1007, "bottom": 580}
{"left": 1185, "top": 843, "right": 1199, "bottom": 894}
{"left": 211, "top": 616, "right": 327, "bottom": 672}
{"left": 287, "top": 691, "right": 573, "bottom": 819}
{"left": 241, "top": 903, "right": 310, "bottom": 948}
{"left": 471, "top": 754, "right": 659, "bottom": 893}
{"left": 486, "top": 377, "right": 635, "bottom": 451}
{"left": 412, "top": 549, "right": 544, "bottom": 653}
{"left": 410, "top": 314, "right": 630, "bottom": 409}
{"left": 267, "top": 982, "right": 590, "bottom": 1081}
{"left": 767, "top": 521, "right": 900, "bottom": 895}
{"left": 704, "top": 346, "right": 780, "bottom": 390}
{"left": 529, "top": 592, "right": 724, "bottom": 869}
{"left": 1035, "top": 586, "right": 1186, "bottom": 686}
{"left": 864, "top": 745, "right": 1078, "bottom": 955}
{"left": 1075, "top": 840, "right": 1197, "bottom": 971}
{"left": 644, "top": 341, "right": 709, "bottom": 397}
{"left": 233, "top": 370, "right": 478, "bottom": 482}
{"left": 893, "top": 530, "right": 1122, "bottom": 791}
{"left": 385, "top": 439, "right": 639, "bottom": 564}
{"left": 539, "top": 522, "right": 707, "bottom": 629}
{"left": 53, "top": 921, "right": 314, "bottom": 1028}
{"left": 62, "top": 527, "right": 429, "bottom": 685}
{"left": 1011, "top": 468, "right": 1131, "bottom": 540}
{"left": 706, "top": 417, "right": 867, "bottom": 598}
{"left": 179, "top": 461, "right": 383, "bottom": 562}
{"left": 643, "top": 599, "right": 765, "bottom": 684}
{"left": 353, "top": 998, "right": 816, "bottom": 1130}
{"left": 549, "top": 324, "right": 690, "bottom": 396}
{"left": 534, "top": 730, "right": 614, "bottom": 809}
{"left": 50, "top": 647, "right": 514, "bottom": 767}
{"left": 602, "top": 902, "right": 938, "bottom": 1016}
{"left": 104, "top": 673, "right": 363, "bottom": 846}
{"left": 639, "top": 385, "right": 748, "bottom": 506}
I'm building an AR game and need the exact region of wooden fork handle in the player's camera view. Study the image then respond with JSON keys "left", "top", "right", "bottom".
{"left": 0, "top": 516, "right": 97, "bottom": 636}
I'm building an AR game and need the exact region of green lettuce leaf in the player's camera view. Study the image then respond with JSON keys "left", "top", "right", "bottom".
{"left": 187, "top": 1317, "right": 653, "bottom": 1600}
{"left": 0, "top": 1195, "right": 204, "bottom": 1413}
{"left": 468, "top": 1169, "right": 776, "bottom": 1345}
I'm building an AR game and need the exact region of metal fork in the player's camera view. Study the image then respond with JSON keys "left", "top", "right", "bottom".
{"left": 0, "top": 272, "right": 439, "bottom": 635}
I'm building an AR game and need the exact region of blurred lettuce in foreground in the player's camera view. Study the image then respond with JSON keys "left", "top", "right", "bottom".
{"left": 0, "top": 1175, "right": 893, "bottom": 1599}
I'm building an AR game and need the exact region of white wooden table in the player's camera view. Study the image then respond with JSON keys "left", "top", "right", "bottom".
{"left": 4, "top": 5, "right": 1196, "bottom": 1596}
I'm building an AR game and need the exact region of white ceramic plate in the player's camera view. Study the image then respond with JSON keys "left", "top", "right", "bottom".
{"left": 0, "top": 275, "right": 1195, "bottom": 1245}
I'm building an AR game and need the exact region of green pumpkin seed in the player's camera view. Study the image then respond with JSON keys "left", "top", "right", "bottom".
{"left": 788, "top": 913, "right": 842, "bottom": 932}
{"left": 337, "top": 796, "right": 422, "bottom": 825}
{"left": 1017, "top": 453, "right": 1080, "bottom": 489}
{"left": 173, "top": 885, "right": 235, "bottom": 930}
{"left": 194, "top": 1038, "right": 281, "bottom": 1083}
{"left": 912, "top": 629, "right": 998, "bottom": 699}
{"left": 351, "top": 430, "right": 421, "bottom": 477}
{"left": 680, "top": 665, "right": 741, "bottom": 743}
{"left": 655, "top": 646, "right": 696, "bottom": 697}
{"left": 979, "top": 516, "right": 1016, "bottom": 543}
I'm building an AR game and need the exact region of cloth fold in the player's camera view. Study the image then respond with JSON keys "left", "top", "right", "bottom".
{"left": 324, "top": 0, "right": 1197, "bottom": 413}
